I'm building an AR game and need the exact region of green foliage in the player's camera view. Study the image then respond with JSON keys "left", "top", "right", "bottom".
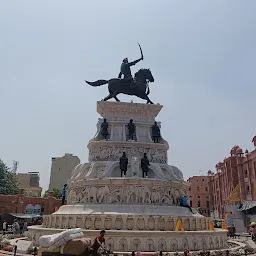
{"left": 43, "top": 188, "right": 62, "bottom": 199}
{"left": 0, "top": 159, "right": 19, "bottom": 195}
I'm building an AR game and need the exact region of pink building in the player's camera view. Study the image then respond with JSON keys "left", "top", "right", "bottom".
{"left": 208, "top": 136, "right": 256, "bottom": 219}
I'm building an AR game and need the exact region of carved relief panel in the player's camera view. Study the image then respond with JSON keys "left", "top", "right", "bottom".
{"left": 67, "top": 183, "right": 187, "bottom": 206}
{"left": 88, "top": 145, "right": 168, "bottom": 164}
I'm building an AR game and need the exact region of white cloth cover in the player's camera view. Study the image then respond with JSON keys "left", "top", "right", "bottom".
{"left": 38, "top": 228, "right": 84, "bottom": 250}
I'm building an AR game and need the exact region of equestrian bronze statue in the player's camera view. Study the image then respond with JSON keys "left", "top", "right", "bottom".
{"left": 85, "top": 43, "right": 155, "bottom": 104}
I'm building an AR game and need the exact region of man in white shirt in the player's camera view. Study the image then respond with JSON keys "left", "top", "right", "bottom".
{"left": 2, "top": 220, "right": 7, "bottom": 234}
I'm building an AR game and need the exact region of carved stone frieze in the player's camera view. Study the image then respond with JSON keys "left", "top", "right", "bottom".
{"left": 67, "top": 182, "right": 188, "bottom": 205}
{"left": 88, "top": 144, "right": 168, "bottom": 164}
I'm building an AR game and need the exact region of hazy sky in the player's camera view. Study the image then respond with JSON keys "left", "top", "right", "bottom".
{"left": 1, "top": 1, "right": 256, "bottom": 191}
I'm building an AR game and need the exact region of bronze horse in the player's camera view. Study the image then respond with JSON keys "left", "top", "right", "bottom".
{"left": 85, "top": 68, "right": 154, "bottom": 104}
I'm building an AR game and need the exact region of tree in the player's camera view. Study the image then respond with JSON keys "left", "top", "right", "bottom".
{"left": 0, "top": 159, "right": 19, "bottom": 195}
{"left": 43, "top": 188, "right": 62, "bottom": 199}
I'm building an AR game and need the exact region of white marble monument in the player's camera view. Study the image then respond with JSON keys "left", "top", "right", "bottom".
{"left": 28, "top": 101, "right": 227, "bottom": 252}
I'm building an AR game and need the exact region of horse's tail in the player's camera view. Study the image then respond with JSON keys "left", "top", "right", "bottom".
{"left": 85, "top": 80, "right": 109, "bottom": 87}
{"left": 146, "top": 86, "right": 150, "bottom": 95}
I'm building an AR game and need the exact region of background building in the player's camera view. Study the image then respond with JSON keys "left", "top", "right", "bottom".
{"left": 17, "top": 172, "right": 42, "bottom": 197}
{"left": 0, "top": 189, "right": 62, "bottom": 227}
{"left": 187, "top": 175, "right": 211, "bottom": 216}
{"left": 208, "top": 136, "right": 256, "bottom": 219}
{"left": 49, "top": 153, "right": 80, "bottom": 190}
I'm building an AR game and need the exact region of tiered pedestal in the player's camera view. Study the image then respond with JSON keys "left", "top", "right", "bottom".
{"left": 27, "top": 102, "right": 227, "bottom": 251}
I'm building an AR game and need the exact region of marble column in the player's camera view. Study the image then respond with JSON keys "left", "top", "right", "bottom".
{"left": 122, "top": 125, "right": 126, "bottom": 141}
{"left": 110, "top": 125, "right": 114, "bottom": 140}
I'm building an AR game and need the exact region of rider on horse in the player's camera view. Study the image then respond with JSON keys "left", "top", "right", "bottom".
{"left": 118, "top": 45, "right": 144, "bottom": 88}
{"left": 118, "top": 57, "right": 143, "bottom": 80}
{"left": 85, "top": 43, "right": 155, "bottom": 104}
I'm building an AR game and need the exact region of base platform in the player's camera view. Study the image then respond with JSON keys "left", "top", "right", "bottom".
{"left": 27, "top": 226, "right": 228, "bottom": 252}
{"left": 42, "top": 204, "right": 209, "bottom": 232}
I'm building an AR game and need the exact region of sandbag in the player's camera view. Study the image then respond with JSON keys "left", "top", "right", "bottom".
{"left": 38, "top": 228, "right": 84, "bottom": 251}
{"left": 60, "top": 237, "right": 91, "bottom": 256}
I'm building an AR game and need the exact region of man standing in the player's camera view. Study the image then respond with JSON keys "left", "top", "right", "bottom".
{"left": 62, "top": 184, "right": 67, "bottom": 205}
{"left": 2, "top": 220, "right": 7, "bottom": 234}
{"left": 12, "top": 219, "right": 20, "bottom": 235}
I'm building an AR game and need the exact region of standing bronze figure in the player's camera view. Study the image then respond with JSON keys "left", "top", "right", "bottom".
{"left": 141, "top": 153, "right": 150, "bottom": 178}
{"left": 119, "top": 152, "right": 128, "bottom": 177}
{"left": 101, "top": 118, "right": 109, "bottom": 140}
{"left": 128, "top": 119, "right": 135, "bottom": 140}
{"left": 152, "top": 121, "right": 161, "bottom": 143}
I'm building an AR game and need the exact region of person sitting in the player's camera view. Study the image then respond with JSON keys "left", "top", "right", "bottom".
{"left": 180, "top": 195, "right": 193, "bottom": 213}
{"left": 90, "top": 230, "right": 106, "bottom": 256}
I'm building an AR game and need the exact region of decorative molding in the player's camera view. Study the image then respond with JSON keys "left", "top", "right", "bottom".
{"left": 96, "top": 101, "right": 163, "bottom": 123}
{"left": 42, "top": 214, "right": 210, "bottom": 232}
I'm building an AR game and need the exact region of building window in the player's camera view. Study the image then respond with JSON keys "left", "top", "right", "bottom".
{"left": 202, "top": 179, "right": 204, "bottom": 181}
{"left": 189, "top": 187, "right": 191, "bottom": 191}
{"left": 245, "top": 170, "right": 248, "bottom": 177}
{"left": 190, "top": 201, "right": 192, "bottom": 207}
{"left": 247, "top": 186, "right": 250, "bottom": 192}
{"left": 198, "top": 200, "right": 201, "bottom": 207}
{"left": 206, "top": 201, "right": 210, "bottom": 208}
{"left": 198, "top": 196, "right": 200, "bottom": 198}
{"left": 205, "top": 187, "right": 208, "bottom": 192}
{"left": 197, "top": 187, "right": 199, "bottom": 191}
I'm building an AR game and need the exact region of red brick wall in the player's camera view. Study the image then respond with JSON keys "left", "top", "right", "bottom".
{"left": 0, "top": 191, "right": 62, "bottom": 217}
